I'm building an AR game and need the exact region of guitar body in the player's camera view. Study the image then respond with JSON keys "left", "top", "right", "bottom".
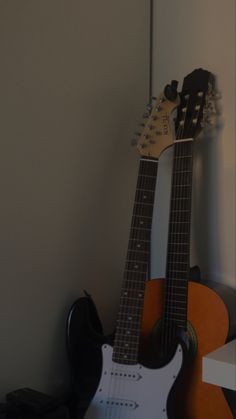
{"left": 141, "top": 278, "right": 235, "bottom": 419}
{"left": 84, "top": 343, "right": 183, "bottom": 419}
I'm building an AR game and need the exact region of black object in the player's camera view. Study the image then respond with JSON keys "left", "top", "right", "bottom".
{"left": 5, "top": 388, "right": 68, "bottom": 419}
{"left": 164, "top": 80, "right": 178, "bottom": 101}
{"left": 6, "top": 388, "right": 58, "bottom": 415}
{"left": 0, "top": 403, "right": 7, "bottom": 419}
{"left": 67, "top": 293, "right": 107, "bottom": 418}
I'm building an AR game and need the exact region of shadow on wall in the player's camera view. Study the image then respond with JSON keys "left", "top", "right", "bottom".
{"left": 192, "top": 105, "right": 223, "bottom": 282}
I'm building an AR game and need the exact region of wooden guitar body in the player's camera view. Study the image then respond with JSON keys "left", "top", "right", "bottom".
{"left": 141, "top": 278, "right": 236, "bottom": 419}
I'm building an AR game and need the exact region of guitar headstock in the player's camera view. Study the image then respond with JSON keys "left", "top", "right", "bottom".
{"left": 175, "top": 68, "right": 217, "bottom": 141}
{"left": 134, "top": 86, "right": 180, "bottom": 159}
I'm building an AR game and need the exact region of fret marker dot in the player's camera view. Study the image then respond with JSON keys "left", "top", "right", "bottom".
{"left": 126, "top": 330, "right": 130, "bottom": 334}
{"left": 138, "top": 293, "right": 142, "bottom": 297}
{"left": 134, "top": 265, "right": 139, "bottom": 269}
{"left": 140, "top": 221, "right": 144, "bottom": 225}
{"left": 137, "top": 244, "right": 141, "bottom": 248}
{"left": 143, "top": 195, "right": 147, "bottom": 199}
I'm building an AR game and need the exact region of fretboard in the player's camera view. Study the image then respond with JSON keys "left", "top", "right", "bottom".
{"left": 113, "top": 157, "right": 158, "bottom": 365}
{"left": 162, "top": 140, "right": 193, "bottom": 352}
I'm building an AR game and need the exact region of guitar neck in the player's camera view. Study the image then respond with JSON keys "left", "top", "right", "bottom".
{"left": 163, "top": 140, "right": 194, "bottom": 338}
{"left": 113, "top": 157, "right": 158, "bottom": 364}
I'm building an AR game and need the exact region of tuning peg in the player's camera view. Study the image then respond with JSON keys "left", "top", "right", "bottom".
{"left": 139, "top": 123, "right": 145, "bottom": 127}
{"left": 151, "top": 96, "right": 157, "bottom": 101}
{"left": 143, "top": 112, "right": 149, "bottom": 119}
{"left": 134, "top": 132, "right": 141, "bottom": 136}
{"left": 140, "top": 143, "right": 148, "bottom": 149}
{"left": 148, "top": 125, "right": 155, "bottom": 130}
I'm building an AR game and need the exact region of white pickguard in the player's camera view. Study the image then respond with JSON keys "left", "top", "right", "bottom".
{"left": 84, "top": 343, "right": 183, "bottom": 419}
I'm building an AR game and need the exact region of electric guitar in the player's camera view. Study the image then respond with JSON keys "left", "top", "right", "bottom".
{"left": 67, "top": 83, "right": 185, "bottom": 419}
{"left": 83, "top": 87, "right": 187, "bottom": 419}
{"left": 141, "top": 69, "right": 236, "bottom": 418}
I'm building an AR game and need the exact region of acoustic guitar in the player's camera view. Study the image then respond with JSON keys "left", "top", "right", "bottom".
{"left": 141, "top": 68, "right": 236, "bottom": 419}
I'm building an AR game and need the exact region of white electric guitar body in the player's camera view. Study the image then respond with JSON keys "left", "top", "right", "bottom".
{"left": 84, "top": 343, "right": 183, "bottom": 419}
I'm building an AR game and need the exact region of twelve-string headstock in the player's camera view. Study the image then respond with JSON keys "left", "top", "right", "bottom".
{"left": 133, "top": 82, "right": 180, "bottom": 159}
{"left": 175, "top": 68, "right": 217, "bottom": 141}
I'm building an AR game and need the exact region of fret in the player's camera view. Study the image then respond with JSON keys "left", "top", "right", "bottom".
{"left": 171, "top": 197, "right": 191, "bottom": 201}
{"left": 131, "top": 217, "right": 152, "bottom": 230}
{"left": 167, "top": 265, "right": 188, "bottom": 273}
{"left": 165, "top": 299, "right": 186, "bottom": 305}
{"left": 122, "top": 278, "right": 146, "bottom": 286}
{"left": 117, "top": 313, "right": 142, "bottom": 321}
{"left": 169, "top": 292, "right": 187, "bottom": 297}
{"left": 173, "top": 170, "right": 192, "bottom": 174}
{"left": 169, "top": 214, "right": 190, "bottom": 224}
{"left": 116, "top": 325, "right": 141, "bottom": 332}
{"left": 169, "top": 220, "right": 190, "bottom": 224}
{"left": 173, "top": 155, "right": 192, "bottom": 159}
{"left": 124, "top": 269, "right": 147, "bottom": 276}
{"left": 139, "top": 159, "right": 158, "bottom": 177}
{"left": 169, "top": 232, "right": 189, "bottom": 236}
{"left": 120, "top": 295, "right": 144, "bottom": 302}
{"left": 172, "top": 184, "right": 191, "bottom": 187}
{"left": 168, "top": 227, "right": 190, "bottom": 235}
{"left": 163, "top": 317, "right": 186, "bottom": 324}
{"left": 171, "top": 172, "right": 192, "bottom": 186}
{"left": 165, "top": 285, "right": 187, "bottom": 290}
{"left": 113, "top": 346, "right": 139, "bottom": 355}
{"left": 117, "top": 307, "right": 143, "bottom": 316}
{"left": 129, "top": 228, "right": 151, "bottom": 242}
{"left": 127, "top": 250, "right": 149, "bottom": 262}
{"left": 114, "top": 344, "right": 139, "bottom": 353}
{"left": 137, "top": 175, "right": 157, "bottom": 191}
{"left": 165, "top": 306, "right": 186, "bottom": 313}
{"left": 168, "top": 252, "right": 188, "bottom": 255}
{"left": 133, "top": 202, "right": 154, "bottom": 217}
{"left": 135, "top": 190, "right": 155, "bottom": 205}
{"left": 112, "top": 357, "right": 138, "bottom": 365}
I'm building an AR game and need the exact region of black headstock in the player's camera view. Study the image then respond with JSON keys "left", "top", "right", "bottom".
{"left": 176, "top": 68, "right": 216, "bottom": 140}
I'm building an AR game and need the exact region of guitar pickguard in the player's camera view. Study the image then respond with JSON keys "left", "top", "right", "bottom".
{"left": 84, "top": 343, "right": 183, "bottom": 419}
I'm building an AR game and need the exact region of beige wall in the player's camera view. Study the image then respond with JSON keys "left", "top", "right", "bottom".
{"left": 0, "top": 1, "right": 149, "bottom": 396}
{"left": 151, "top": 0, "right": 236, "bottom": 289}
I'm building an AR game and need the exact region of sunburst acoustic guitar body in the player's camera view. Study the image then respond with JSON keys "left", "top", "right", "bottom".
{"left": 141, "top": 278, "right": 234, "bottom": 419}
